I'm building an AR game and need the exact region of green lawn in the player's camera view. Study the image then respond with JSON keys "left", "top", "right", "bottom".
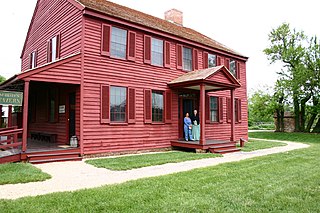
{"left": 239, "top": 139, "right": 287, "bottom": 152}
{"left": 86, "top": 151, "right": 221, "bottom": 170}
{"left": 249, "top": 131, "right": 320, "bottom": 143}
{"left": 1, "top": 134, "right": 320, "bottom": 212}
{"left": 0, "top": 163, "right": 51, "bottom": 185}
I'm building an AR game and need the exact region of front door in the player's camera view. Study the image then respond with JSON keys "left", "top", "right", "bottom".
{"left": 68, "top": 92, "right": 76, "bottom": 140}
{"left": 179, "top": 95, "right": 198, "bottom": 139}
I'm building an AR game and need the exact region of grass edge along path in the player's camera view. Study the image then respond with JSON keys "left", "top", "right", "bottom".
{"left": 0, "top": 163, "right": 51, "bottom": 185}
{"left": 238, "top": 139, "right": 287, "bottom": 152}
{"left": 86, "top": 151, "right": 222, "bottom": 171}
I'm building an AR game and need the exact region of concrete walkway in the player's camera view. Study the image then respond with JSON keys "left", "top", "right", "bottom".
{"left": 0, "top": 139, "right": 309, "bottom": 200}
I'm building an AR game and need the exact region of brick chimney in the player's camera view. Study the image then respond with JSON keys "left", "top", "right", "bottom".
{"left": 164, "top": 9, "right": 183, "bottom": 26}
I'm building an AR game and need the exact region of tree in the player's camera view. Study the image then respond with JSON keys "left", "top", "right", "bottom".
{"left": 264, "top": 23, "right": 307, "bottom": 132}
{"left": 248, "top": 88, "right": 274, "bottom": 125}
{"left": 0, "top": 75, "right": 5, "bottom": 83}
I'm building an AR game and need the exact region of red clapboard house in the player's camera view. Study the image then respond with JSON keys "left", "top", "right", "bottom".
{"left": 0, "top": 0, "right": 248, "bottom": 163}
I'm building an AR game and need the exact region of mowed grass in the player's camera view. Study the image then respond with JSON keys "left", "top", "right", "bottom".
{"left": 1, "top": 135, "right": 320, "bottom": 212}
{"left": 86, "top": 151, "right": 222, "bottom": 170}
{"left": 0, "top": 163, "right": 51, "bottom": 185}
{"left": 239, "top": 139, "right": 287, "bottom": 152}
{"left": 249, "top": 131, "right": 320, "bottom": 143}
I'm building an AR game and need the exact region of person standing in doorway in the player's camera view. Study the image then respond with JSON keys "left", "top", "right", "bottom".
{"left": 184, "top": 112, "right": 194, "bottom": 141}
{"left": 191, "top": 109, "right": 200, "bottom": 141}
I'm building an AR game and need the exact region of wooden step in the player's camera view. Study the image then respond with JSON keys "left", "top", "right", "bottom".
{"left": 29, "top": 156, "right": 82, "bottom": 164}
{"left": 209, "top": 144, "right": 236, "bottom": 149}
{"left": 27, "top": 152, "right": 81, "bottom": 158}
{"left": 209, "top": 147, "right": 241, "bottom": 154}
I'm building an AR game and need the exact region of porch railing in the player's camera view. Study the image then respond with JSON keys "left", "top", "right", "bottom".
{"left": 0, "top": 126, "right": 23, "bottom": 151}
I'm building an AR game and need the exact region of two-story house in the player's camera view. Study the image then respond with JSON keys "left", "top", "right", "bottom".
{"left": 0, "top": 0, "right": 248, "bottom": 163}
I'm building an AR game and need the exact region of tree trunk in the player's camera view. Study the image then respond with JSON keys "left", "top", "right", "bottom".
{"left": 275, "top": 110, "right": 281, "bottom": 132}
{"left": 293, "top": 96, "right": 301, "bottom": 132}
{"left": 312, "top": 117, "right": 320, "bottom": 133}
{"left": 306, "top": 97, "right": 319, "bottom": 132}
{"left": 300, "top": 95, "right": 311, "bottom": 132}
{"left": 306, "top": 114, "right": 317, "bottom": 132}
{"left": 280, "top": 108, "right": 285, "bottom": 132}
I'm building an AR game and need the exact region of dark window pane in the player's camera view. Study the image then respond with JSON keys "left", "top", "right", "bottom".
{"left": 229, "top": 60, "right": 236, "bottom": 77}
{"left": 110, "top": 86, "right": 127, "bottom": 122}
{"left": 210, "top": 96, "right": 218, "bottom": 122}
{"left": 208, "top": 54, "right": 216, "bottom": 68}
{"left": 152, "top": 91, "right": 164, "bottom": 122}
{"left": 111, "top": 27, "right": 127, "bottom": 59}
{"left": 183, "top": 47, "right": 192, "bottom": 71}
{"left": 151, "top": 38, "right": 163, "bottom": 66}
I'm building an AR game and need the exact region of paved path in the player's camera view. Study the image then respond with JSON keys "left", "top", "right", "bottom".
{"left": 0, "top": 139, "right": 309, "bottom": 200}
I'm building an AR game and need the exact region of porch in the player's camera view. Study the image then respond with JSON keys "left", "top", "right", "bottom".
{"left": 0, "top": 80, "right": 81, "bottom": 164}
{"left": 168, "top": 65, "right": 242, "bottom": 153}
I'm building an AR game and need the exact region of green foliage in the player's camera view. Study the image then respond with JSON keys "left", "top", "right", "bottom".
{"left": 86, "top": 151, "right": 221, "bottom": 170}
{"left": 264, "top": 23, "right": 320, "bottom": 132}
{"left": 248, "top": 87, "right": 274, "bottom": 124}
{"left": 0, "top": 163, "right": 51, "bottom": 185}
{"left": 1, "top": 139, "right": 320, "bottom": 212}
{"left": 249, "top": 132, "right": 320, "bottom": 143}
{"left": 0, "top": 75, "right": 5, "bottom": 83}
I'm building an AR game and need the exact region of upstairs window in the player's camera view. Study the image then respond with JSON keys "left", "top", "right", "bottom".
{"left": 152, "top": 91, "right": 164, "bottom": 122}
{"left": 110, "top": 27, "right": 127, "bottom": 59}
{"left": 110, "top": 86, "right": 127, "bottom": 122}
{"left": 208, "top": 53, "right": 216, "bottom": 68}
{"left": 229, "top": 59, "right": 236, "bottom": 77}
{"left": 183, "top": 47, "right": 192, "bottom": 71}
{"left": 29, "top": 51, "right": 37, "bottom": 69}
{"left": 151, "top": 38, "right": 164, "bottom": 66}
{"left": 47, "top": 35, "right": 60, "bottom": 63}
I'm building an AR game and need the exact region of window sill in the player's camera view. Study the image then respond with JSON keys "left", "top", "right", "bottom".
{"left": 151, "top": 63, "right": 164, "bottom": 68}
{"left": 151, "top": 122, "right": 165, "bottom": 125}
{"left": 109, "top": 55, "right": 127, "bottom": 61}
{"left": 110, "top": 122, "right": 128, "bottom": 126}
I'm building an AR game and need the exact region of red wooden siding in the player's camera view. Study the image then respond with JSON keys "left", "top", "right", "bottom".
{"left": 21, "top": 0, "right": 82, "bottom": 71}
{"left": 25, "top": 56, "right": 81, "bottom": 84}
{"left": 208, "top": 71, "right": 234, "bottom": 85}
{"left": 81, "top": 16, "right": 248, "bottom": 154}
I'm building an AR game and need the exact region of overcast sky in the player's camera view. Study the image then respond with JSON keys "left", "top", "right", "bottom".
{"left": 0, "top": 0, "right": 319, "bottom": 93}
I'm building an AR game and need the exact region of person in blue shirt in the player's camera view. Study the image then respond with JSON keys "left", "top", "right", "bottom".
{"left": 184, "top": 112, "right": 194, "bottom": 141}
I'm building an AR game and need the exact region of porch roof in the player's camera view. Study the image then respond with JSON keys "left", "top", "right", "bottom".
{"left": 168, "top": 65, "right": 241, "bottom": 91}
{"left": 0, "top": 52, "right": 81, "bottom": 91}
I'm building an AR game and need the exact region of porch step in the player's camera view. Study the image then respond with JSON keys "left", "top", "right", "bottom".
{"left": 29, "top": 156, "right": 82, "bottom": 164}
{"left": 27, "top": 150, "right": 82, "bottom": 164}
{"left": 209, "top": 147, "right": 241, "bottom": 154}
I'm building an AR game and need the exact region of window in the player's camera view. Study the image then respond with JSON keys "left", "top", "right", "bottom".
{"left": 48, "top": 90, "right": 58, "bottom": 123}
{"left": 30, "top": 51, "right": 37, "bottom": 69}
{"left": 208, "top": 53, "right": 216, "bottom": 68}
{"left": 229, "top": 59, "right": 236, "bottom": 77}
{"left": 110, "top": 86, "right": 127, "bottom": 122}
{"left": 183, "top": 47, "right": 192, "bottom": 71}
{"left": 210, "top": 97, "right": 218, "bottom": 122}
{"left": 48, "top": 35, "right": 60, "bottom": 63}
{"left": 51, "top": 36, "right": 57, "bottom": 62}
{"left": 111, "top": 27, "right": 127, "bottom": 59}
{"left": 152, "top": 91, "right": 164, "bottom": 122}
{"left": 151, "top": 38, "right": 163, "bottom": 66}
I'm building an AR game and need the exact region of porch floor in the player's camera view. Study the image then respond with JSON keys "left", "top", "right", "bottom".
{"left": 26, "top": 140, "right": 77, "bottom": 153}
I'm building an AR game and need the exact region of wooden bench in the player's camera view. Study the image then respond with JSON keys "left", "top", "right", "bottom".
{"left": 30, "top": 132, "right": 57, "bottom": 143}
